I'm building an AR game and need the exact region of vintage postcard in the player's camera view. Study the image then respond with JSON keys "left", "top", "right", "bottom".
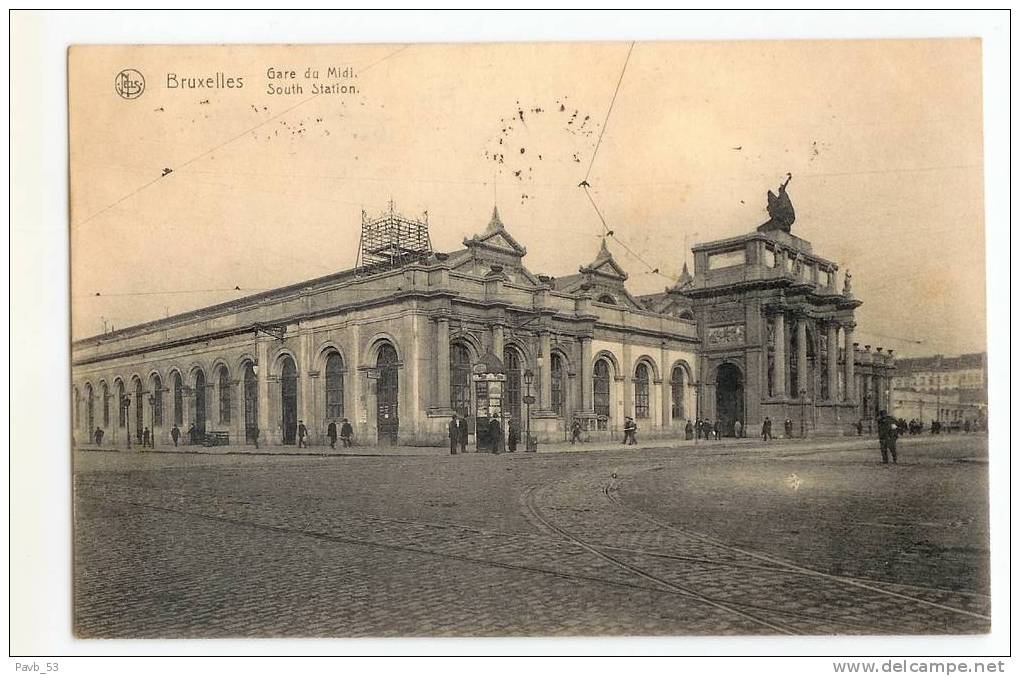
{"left": 68, "top": 39, "right": 989, "bottom": 639}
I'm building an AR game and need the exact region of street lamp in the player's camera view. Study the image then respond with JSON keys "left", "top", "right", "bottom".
{"left": 523, "top": 369, "right": 535, "bottom": 452}
{"left": 121, "top": 394, "right": 132, "bottom": 449}
{"left": 799, "top": 388, "right": 807, "bottom": 438}
{"left": 148, "top": 395, "right": 157, "bottom": 449}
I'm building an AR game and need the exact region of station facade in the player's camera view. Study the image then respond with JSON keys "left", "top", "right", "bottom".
{"left": 71, "top": 200, "right": 894, "bottom": 449}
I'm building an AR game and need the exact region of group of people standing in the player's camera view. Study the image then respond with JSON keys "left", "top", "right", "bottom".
{"left": 683, "top": 418, "right": 744, "bottom": 440}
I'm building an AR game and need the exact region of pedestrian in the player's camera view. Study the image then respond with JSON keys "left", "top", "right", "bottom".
{"left": 489, "top": 417, "right": 504, "bottom": 454}
{"left": 695, "top": 418, "right": 703, "bottom": 439}
{"left": 713, "top": 420, "right": 721, "bottom": 440}
{"left": 964, "top": 420, "right": 971, "bottom": 433}
{"left": 458, "top": 416, "right": 468, "bottom": 453}
{"left": 340, "top": 418, "right": 353, "bottom": 448}
{"left": 252, "top": 426, "right": 260, "bottom": 449}
{"left": 733, "top": 419, "right": 743, "bottom": 439}
{"left": 187, "top": 423, "right": 196, "bottom": 445}
{"left": 507, "top": 419, "right": 519, "bottom": 452}
{"left": 877, "top": 409, "right": 899, "bottom": 464}
{"left": 761, "top": 416, "right": 772, "bottom": 441}
{"left": 171, "top": 423, "right": 180, "bottom": 447}
{"left": 570, "top": 418, "right": 583, "bottom": 444}
{"left": 448, "top": 414, "right": 461, "bottom": 455}
{"left": 624, "top": 417, "right": 638, "bottom": 445}
{"left": 94, "top": 426, "right": 105, "bottom": 445}
{"left": 142, "top": 427, "right": 150, "bottom": 448}
{"left": 297, "top": 420, "right": 308, "bottom": 448}
{"left": 685, "top": 419, "right": 694, "bottom": 440}
{"left": 327, "top": 419, "right": 338, "bottom": 449}
{"left": 784, "top": 418, "right": 793, "bottom": 438}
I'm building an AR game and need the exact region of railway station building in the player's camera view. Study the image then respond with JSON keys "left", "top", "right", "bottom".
{"left": 71, "top": 192, "right": 894, "bottom": 449}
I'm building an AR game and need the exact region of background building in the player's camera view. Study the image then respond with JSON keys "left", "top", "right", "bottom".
{"left": 891, "top": 353, "right": 988, "bottom": 424}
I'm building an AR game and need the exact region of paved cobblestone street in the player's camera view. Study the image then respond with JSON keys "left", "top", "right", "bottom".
{"left": 73, "top": 435, "right": 990, "bottom": 637}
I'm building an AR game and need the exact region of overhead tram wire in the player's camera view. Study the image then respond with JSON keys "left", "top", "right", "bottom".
{"left": 573, "top": 42, "right": 678, "bottom": 285}
{"left": 74, "top": 44, "right": 412, "bottom": 228}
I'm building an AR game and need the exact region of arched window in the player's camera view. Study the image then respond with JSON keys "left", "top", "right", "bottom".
{"left": 504, "top": 348, "right": 522, "bottom": 425}
{"left": 819, "top": 330, "right": 829, "bottom": 400}
{"left": 550, "top": 354, "right": 564, "bottom": 416}
{"left": 325, "top": 352, "right": 344, "bottom": 422}
{"left": 173, "top": 373, "right": 183, "bottom": 425}
{"left": 218, "top": 366, "right": 231, "bottom": 424}
{"left": 634, "top": 363, "right": 650, "bottom": 419}
{"left": 597, "top": 294, "right": 617, "bottom": 305}
{"left": 152, "top": 374, "right": 163, "bottom": 427}
{"left": 593, "top": 359, "right": 611, "bottom": 429}
{"left": 134, "top": 378, "right": 143, "bottom": 439}
{"left": 117, "top": 381, "right": 126, "bottom": 428}
{"left": 73, "top": 386, "right": 80, "bottom": 430}
{"left": 671, "top": 366, "right": 685, "bottom": 420}
{"left": 450, "top": 343, "right": 472, "bottom": 418}
{"left": 85, "top": 384, "right": 94, "bottom": 433}
{"left": 102, "top": 383, "right": 110, "bottom": 427}
{"left": 194, "top": 369, "right": 207, "bottom": 435}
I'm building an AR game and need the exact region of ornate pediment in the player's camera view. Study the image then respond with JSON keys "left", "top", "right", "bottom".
{"left": 463, "top": 206, "right": 528, "bottom": 257}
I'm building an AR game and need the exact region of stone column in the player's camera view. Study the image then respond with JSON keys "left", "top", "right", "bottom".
{"left": 491, "top": 323, "right": 504, "bottom": 357}
{"left": 298, "top": 331, "right": 312, "bottom": 438}
{"left": 796, "top": 316, "right": 808, "bottom": 398}
{"left": 538, "top": 331, "right": 552, "bottom": 410}
{"left": 229, "top": 379, "right": 243, "bottom": 445}
{"left": 622, "top": 342, "right": 633, "bottom": 417}
{"left": 256, "top": 338, "right": 271, "bottom": 442}
{"left": 773, "top": 312, "right": 787, "bottom": 398}
{"left": 826, "top": 321, "right": 839, "bottom": 401}
{"left": 435, "top": 316, "right": 451, "bottom": 409}
{"left": 843, "top": 322, "right": 856, "bottom": 402}
{"left": 580, "top": 336, "right": 594, "bottom": 412}
{"left": 660, "top": 344, "right": 671, "bottom": 428}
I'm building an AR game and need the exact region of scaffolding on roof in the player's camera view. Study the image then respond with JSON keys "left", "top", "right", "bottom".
{"left": 355, "top": 202, "right": 433, "bottom": 275}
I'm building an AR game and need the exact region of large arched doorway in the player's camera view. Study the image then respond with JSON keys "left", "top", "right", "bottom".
{"left": 376, "top": 344, "right": 399, "bottom": 444}
{"left": 593, "top": 358, "right": 612, "bottom": 431}
{"left": 280, "top": 356, "right": 298, "bottom": 444}
{"left": 194, "top": 370, "right": 207, "bottom": 438}
{"left": 243, "top": 361, "right": 258, "bottom": 443}
{"left": 715, "top": 363, "right": 744, "bottom": 437}
{"left": 503, "top": 347, "right": 522, "bottom": 427}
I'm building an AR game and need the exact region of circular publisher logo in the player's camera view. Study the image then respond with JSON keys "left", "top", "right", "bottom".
{"left": 114, "top": 69, "right": 145, "bottom": 100}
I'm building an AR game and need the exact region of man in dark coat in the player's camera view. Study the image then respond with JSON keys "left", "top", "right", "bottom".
{"left": 297, "top": 420, "right": 308, "bottom": 448}
{"left": 171, "top": 423, "right": 180, "bottom": 447}
{"left": 623, "top": 417, "right": 638, "bottom": 445}
{"left": 142, "top": 427, "right": 151, "bottom": 448}
{"left": 448, "top": 415, "right": 461, "bottom": 455}
{"left": 252, "top": 426, "right": 260, "bottom": 449}
{"left": 327, "top": 419, "right": 338, "bottom": 449}
{"left": 458, "top": 416, "right": 468, "bottom": 453}
{"left": 877, "top": 409, "right": 899, "bottom": 464}
{"left": 713, "top": 420, "right": 721, "bottom": 440}
{"left": 489, "top": 417, "right": 503, "bottom": 454}
{"left": 94, "top": 427, "right": 104, "bottom": 445}
{"left": 339, "top": 418, "right": 353, "bottom": 448}
{"left": 761, "top": 417, "right": 773, "bottom": 441}
{"left": 570, "top": 418, "right": 583, "bottom": 444}
{"left": 507, "top": 419, "right": 520, "bottom": 452}
{"left": 685, "top": 420, "right": 694, "bottom": 440}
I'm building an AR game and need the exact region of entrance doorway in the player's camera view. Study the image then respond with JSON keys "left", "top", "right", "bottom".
{"left": 376, "top": 344, "right": 399, "bottom": 444}
{"left": 715, "top": 363, "right": 744, "bottom": 437}
{"left": 281, "top": 357, "right": 297, "bottom": 444}
{"left": 243, "top": 362, "right": 258, "bottom": 443}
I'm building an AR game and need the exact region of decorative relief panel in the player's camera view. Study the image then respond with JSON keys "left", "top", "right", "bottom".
{"left": 707, "top": 324, "right": 745, "bottom": 346}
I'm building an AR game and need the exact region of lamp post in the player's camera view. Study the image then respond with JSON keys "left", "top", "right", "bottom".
{"left": 121, "top": 394, "right": 132, "bottom": 449}
{"left": 693, "top": 379, "right": 701, "bottom": 446}
{"left": 523, "top": 369, "right": 535, "bottom": 452}
{"left": 799, "top": 388, "right": 807, "bottom": 438}
{"left": 148, "top": 395, "right": 157, "bottom": 449}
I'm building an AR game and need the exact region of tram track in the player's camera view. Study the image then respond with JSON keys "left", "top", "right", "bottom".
{"left": 602, "top": 471, "right": 991, "bottom": 623}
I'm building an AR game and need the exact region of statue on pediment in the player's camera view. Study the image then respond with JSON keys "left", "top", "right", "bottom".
{"left": 757, "top": 173, "right": 795, "bottom": 233}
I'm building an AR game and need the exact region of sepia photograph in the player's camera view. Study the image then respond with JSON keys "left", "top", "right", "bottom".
{"left": 9, "top": 9, "right": 1011, "bottom": 666}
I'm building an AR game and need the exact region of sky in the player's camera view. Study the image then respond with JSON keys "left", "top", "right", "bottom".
{"left": 69, "top": 39, "right": 985, "bottom": 357}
